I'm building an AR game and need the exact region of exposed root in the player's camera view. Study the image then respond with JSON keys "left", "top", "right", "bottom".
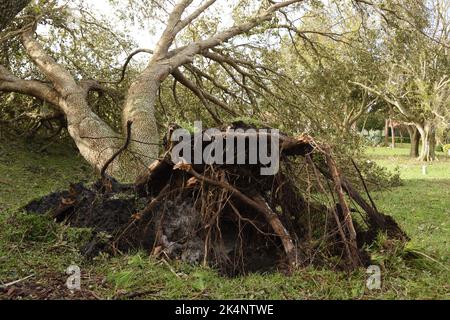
{"left": 23, "top": 122, "right": 407, "bottom": 275}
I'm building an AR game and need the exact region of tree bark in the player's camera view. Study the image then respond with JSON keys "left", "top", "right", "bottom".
{"left": 407, "top": 126, "right": 420, "bottom": 158}
{"left": 384, "top": 119, "right": 389, "bottom": 146}
{"left": 417, "top": 122, "right": 437, "bottom": 161}
{"left": 0, "top": 0, "right": 30, "bottom": 31}
{"left": 390, "top": 119, "right": 395, "bottom": 148}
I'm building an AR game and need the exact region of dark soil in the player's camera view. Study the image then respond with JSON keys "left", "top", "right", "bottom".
{"left": 24, "top": 181, "right": 283, "bottom": 275}
{"left": 0, "top": 271, "right": 105, "bottom": 300}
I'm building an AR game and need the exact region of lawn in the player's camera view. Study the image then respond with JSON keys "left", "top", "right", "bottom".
{"left": 0, "top": 139, "right": 449, "bottom": 299}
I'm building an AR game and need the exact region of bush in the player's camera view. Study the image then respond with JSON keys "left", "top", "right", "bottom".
{"left": 64, "top": 227, "right": 93, "bottom": 248}
{"left": 365, "top": 130, "right": 383, "bottom": 146}
{"left": 354, "top": 159, "right": 402, "bottom": 189}
{"left": 443, "top": 144, "right": 450, "bottom": 156}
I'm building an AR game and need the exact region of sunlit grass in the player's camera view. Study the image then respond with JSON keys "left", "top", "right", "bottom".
{"left": 366, "top": 144, "right": 450, "bottom": 180}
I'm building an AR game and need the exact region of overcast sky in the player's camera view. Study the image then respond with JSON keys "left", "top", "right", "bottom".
{"left": 84, "top": 0, "right": 235, "bottom": 49}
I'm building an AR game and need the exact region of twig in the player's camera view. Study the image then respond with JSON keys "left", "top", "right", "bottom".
{"left": 351, "top": 158, "right": 378, "bottom": 213}
{"left": 160, "top": 257, "right": 181, "bottom": 278}
{"left": 113, "top": 287, "right": 163, "bottom": 300}
{"left": 0, "top": 274, "right": 34, "bottom": 290}
{"left": 409, "top": 249, "right": 450, "bottom": 271}
{"left": 116, "top": 49, "right": 153, "bottom": 84}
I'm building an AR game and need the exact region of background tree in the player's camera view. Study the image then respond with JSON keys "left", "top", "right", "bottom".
{"left": 353, "top": 0, "right": 450, "bottom": 161}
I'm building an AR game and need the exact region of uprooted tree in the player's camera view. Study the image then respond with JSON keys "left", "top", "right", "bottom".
{"left": 3, "top": 0, "right": 309, "bottom": 181}
{"left": 1, "top": 1, "right": 417, "bottom": 274}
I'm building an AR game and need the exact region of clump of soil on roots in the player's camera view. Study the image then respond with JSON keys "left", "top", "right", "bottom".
{"left": 24, "top": 122, "right": 408, "bottom": 276}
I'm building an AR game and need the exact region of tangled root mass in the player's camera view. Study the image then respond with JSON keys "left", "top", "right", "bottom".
{"left": 24, "top": 122, "right": 407, "bottom": 275}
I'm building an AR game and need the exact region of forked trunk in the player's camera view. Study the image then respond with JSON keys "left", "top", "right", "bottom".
{"left": 417, "top": 123, "right": 436, "bottom": 162}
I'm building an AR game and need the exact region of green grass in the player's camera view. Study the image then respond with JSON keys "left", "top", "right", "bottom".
{"left": 366, "top": 144, "right": 450, "bottom": 180}
{"left": 0, "top": 138, "right": 449, "bottom": 299}
{"left": 0, "top": 138, "right": 93, "bottom": 209}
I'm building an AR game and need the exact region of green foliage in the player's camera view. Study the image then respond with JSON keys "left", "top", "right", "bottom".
{"left": 192, "top": 271, "right": 209, "bottom": 292}
{"left": 443, "top": 144, "right": 450, "bottom": 156}
{"left": 364, "top": 130, "right": 384, "bottom": 146}
{"left": 127, "top": 253, "right": 146, "bottom": 269}
{"left": 358, "top": 159, "right": 402, "bottom": 189}
{"left": 173, "top": 120, "right": 199, "bottom": 134}
{"left": 358, "top": 111, "right": 386, "bottom": 131}
{"left": 368, "top": 233, "right": 407, "bottom": 269}
{"left": 107, "top": 270, "right": 137, "bottom": 290}
{"left": 64, "top": 227, "right": 93, "bottom": 248}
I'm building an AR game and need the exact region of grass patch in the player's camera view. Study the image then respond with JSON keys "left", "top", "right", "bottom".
{"left": 0, "top": 137, "right": 93, "bottom": 210}
{"left": 366, "top": 144, "right": 450, "bottom": 180}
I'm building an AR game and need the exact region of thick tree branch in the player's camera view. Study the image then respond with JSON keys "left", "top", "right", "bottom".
{"left": 166, "top": 0, "right": 303, "bottom": 68}
{"left": 21, "top": 29, "right": 79, "bottom": 95}
{"left": 350, "top": 81, "right": 414, "bottom": 120}
{"left": 171, "top": 68, "right": 234, "bottom": 122}
{"left": 0, "top": 65, "right": 60, "bottom": 106}
{"left": 153, "top": 0, "right": 194, "bottom": 58}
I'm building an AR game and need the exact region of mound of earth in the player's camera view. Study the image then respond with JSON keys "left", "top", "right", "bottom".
{"left": 23, "top": 122, "right": 408, "bottom": 275}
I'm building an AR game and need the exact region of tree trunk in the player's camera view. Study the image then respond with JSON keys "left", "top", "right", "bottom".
{"left": 407, "top": 126, "right": 420, "bottom": 158}
{"left": 384, "top": 119, "right": 389, "bottom": 146}
{"left": 18, "top": 29, "right": 152, "bottom": 181}
{"left": 121, "top": 62, "right": 165, "bottom": 178}
{"left": 390, "top": 119, "right": 395, "bottom": 148}
{"left": 0, "top": 0, "right": 30, "bottom": 31}
{"left": 417, "top": 122, "right": 436, "bottom": 161}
